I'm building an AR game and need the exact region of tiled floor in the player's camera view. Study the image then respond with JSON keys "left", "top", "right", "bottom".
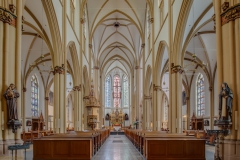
{"left": 93, "top": 135, "right": 215, "bottom": 160}
{"left": 0, "top": 135, "right": 215, "bottom": 160}
{"left": 92, "top": 135, "right": 144, "bottom": 160}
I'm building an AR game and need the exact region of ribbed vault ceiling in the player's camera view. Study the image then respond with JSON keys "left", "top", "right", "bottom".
{"left": 87, "top": 0, "right": 147, "bottom": 77}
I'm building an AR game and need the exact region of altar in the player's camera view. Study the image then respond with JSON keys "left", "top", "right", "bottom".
{"left": 110, "top": 108, "right": 124, "bottom": 127}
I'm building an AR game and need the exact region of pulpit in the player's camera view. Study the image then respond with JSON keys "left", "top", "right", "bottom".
{"left": 32, "top": 112, "right": 45, "bottom": 131}
{"left": 190, "top": 112, "right": 204, "bottom": 130}
{"left": 84, "top": 85, "right": 100, "bottom": 130}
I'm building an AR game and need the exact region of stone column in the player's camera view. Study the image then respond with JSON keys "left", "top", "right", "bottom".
{"left": 45, "top": 97, "right": 49, "bottom": 130}
{"left": 169, "top": 66, "right": 182, "bottom": 133}
{"left": 73, "top": 85, "right": 81, "bottom": 131}
{"left": 143, "top": 95, "right": 152, "bottom": 130}
{"left": 0, "top": 7, "right": 3, "bottom": 141}
{"left": 53, "top": 73, "right": 59, "bottom": 133}
{"left": 209, "top": 87, "right": 214, "bottom": 129}
{"left": 93, "top": 66, "right": 100, "bottom": 129}
{"left": 186, "top": 97, "right": 190, "bottom": 129}
{"left": 153, "top": 85, "right": 163, "bottom": 131}
{"left": 15, "top": 0, "right": 23, "bottom": 141}
{"left": 214, "top": 1, "right": 240, "bottom": 159}
{"left": 0, "top": 2, "right": 21, "bottom": 140}
{"left": 53, "top": 65, "right": 65, "bottom": 133}
{"left": 131, "top": 74, "right": 135, "bottom": 124}
{"left": 135, "top": 66, "right": 140, "bottom": 126}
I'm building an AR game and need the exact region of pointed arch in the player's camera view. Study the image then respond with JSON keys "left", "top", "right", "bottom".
{"left": 154, "top": 41, "right": 169, "bottom": 86}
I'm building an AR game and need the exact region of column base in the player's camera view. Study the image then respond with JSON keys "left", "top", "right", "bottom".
{"left": 220, "top": 140, "right": 240, "bottom": 160}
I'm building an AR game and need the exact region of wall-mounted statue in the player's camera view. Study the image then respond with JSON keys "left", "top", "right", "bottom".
{"left": 125, "top": 114, "right": 129, "bottom": 120}
{"left": 4, "top": 84, "right": 20, "bottom": 120}
{"left": 219, "top": 82, "right": 233, "bottom": 122}
{"left": 105, "top": 113, "right": 110, "bottom": 121}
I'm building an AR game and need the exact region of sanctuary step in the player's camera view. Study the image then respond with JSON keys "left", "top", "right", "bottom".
{"left": 110, "top": 131, "right": 125, "bottom": 135}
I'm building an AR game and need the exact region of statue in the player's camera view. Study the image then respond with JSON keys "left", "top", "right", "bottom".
{"left": 219, "top": 82, "right": 233, "bottom": 122}
{"left": 3, "top": 84, "right": 20, "bottom": 120}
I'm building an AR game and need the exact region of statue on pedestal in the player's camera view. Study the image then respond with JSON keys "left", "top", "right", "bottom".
{"left": 4, "top": 84, "right": 20, "bottom": 120}
{"left": 3, "top": 84, "right": 22, "bottom": 133}
{"left": 219, "top": 82, "right": 233, "bottom": 122}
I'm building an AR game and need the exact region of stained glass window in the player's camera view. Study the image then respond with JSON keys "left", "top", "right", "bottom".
{"left": 105, "top": 76, "right": 111, "bottom": 107}
{"left": 123, "top": 75, "right": 129, "bottom": 107}
{"left": 197, "top": 74, "right": 205, "bottom": 116}
{"left": 31, "top": 75, "right": 38, "bottom": 116}
{"left": 113, "top": 75, "right": 121, "bottom": 107}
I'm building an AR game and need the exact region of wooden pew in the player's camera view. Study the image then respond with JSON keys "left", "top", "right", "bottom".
{"left": 144, "top": 134, "right": 205, "bottom": 160}
{"left": 126, "top": 129, "right": 205, "bottom": 160}
{"left": 33, "top": 129, "right": 109, "bottom": 160}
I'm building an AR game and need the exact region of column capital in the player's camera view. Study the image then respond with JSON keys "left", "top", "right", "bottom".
{"left": 73, "top": 85, "right": 81, "bottom": 91}
{"left": 52, "top": 64, "right": 65, "bottom": 75}
{"left": 171, "top": 63, "right": 184, "bottom": 74}
{"left": 144, "top": 94, "right": 152, "bottom": 100}
{"left": 89, "top": 44, "right": 92, "bottom": 49}
{"left": 141, "top": 43, "right": 145, "bottom": 48}
{"left": 212, "top": 14, "right": 216, "bottom": 30}
{"left": 80, "top": 18, "right": 85, "bottom": 24}
{"left": 9, "top": 4, "right": 16, "bottom": 14}
{"left": 221, "top": 2, "right": 229, "bottom": 12}
{"left": 148, "top": 18, "right": 154, "bottom": 23}
{"left": 23, "top": 87, "right": 27, "bottom": 92}
{"left": 93, "top": 66, "right": 99, "bottom": 70}
{"left": 221, "top": 3, "right": 240, "bottom": 25}
{"left": 209, "top": 86, "right": 213, "bottom": 91}
{"left": 153, "top": 84, "right": 162, "bottom": 91}
{"left": 0, "top": 6, "right": 17, "bottom": 26}
{"left": 135, "top": 66, "right": 140, "bottom": 69}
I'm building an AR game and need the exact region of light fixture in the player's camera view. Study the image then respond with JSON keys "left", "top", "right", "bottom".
{"left": 113, "top": 21, "right": 120, "bottom": 28}
{"left": 163, "top": 74, "right": 166, "bottom": 85}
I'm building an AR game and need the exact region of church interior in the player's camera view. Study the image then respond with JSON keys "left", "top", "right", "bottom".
{"left": 0, "top": 0, "right": 240, "bottom": 159}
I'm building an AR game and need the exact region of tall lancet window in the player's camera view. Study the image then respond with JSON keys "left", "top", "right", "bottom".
{"left": 197, "top": 74, "right": 205, "bottom": 116}
{"left": 113, "top": 75, "right": 121, "bottom": 107}
{"left": 105, "top": 76, "right": 111, "bottom": 107}
{"left": 123, "top": 75, "right": 129, "bottom": 107}
{"left": 31, "top": 75, "right": 39, "bottom": 116}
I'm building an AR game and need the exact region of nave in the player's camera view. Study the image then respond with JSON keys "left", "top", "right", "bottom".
{"left": 0, "top": 135, "right": 215, "bottom": 160}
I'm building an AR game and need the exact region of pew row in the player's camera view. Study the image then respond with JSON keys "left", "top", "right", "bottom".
{"left": 125, "top": 129, "right": 206, "bottom": 160}
{"left": 33, "top": 129, "right": 109, "bottom": 160}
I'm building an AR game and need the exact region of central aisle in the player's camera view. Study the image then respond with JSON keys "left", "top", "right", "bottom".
{"left": 92, "top": 135, "right": 145, "bottom": 160}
